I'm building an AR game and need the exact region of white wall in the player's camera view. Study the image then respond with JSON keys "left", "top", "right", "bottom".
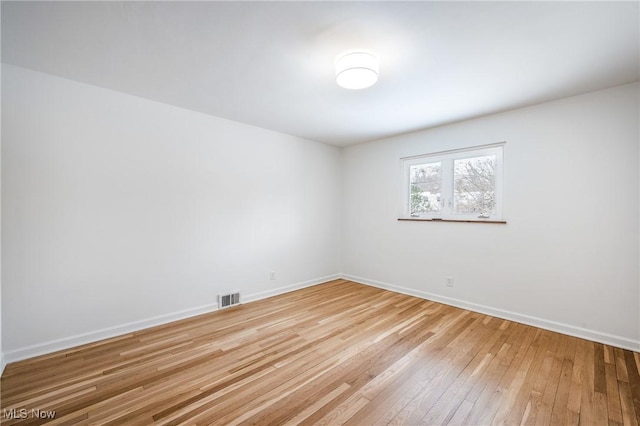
{"left": 0, "top": 58, "right": 4, "bottom": 375}
{"left": 2, "top": 63, "right": 638, "bottom": 364}
{"left": 342, "top": 83, "right": 640, "bottom": 351}
{"left": 1, "top": 64, "right": 342, "bottom": 361}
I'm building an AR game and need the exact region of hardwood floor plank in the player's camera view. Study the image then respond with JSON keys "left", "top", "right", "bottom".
{"left": 502, "top": 330, "right": 552, "bottom": 424}
{"left": 524, "top": 332, "right": 561, "bottom": 425}
{"left": 281, "top": 382, "right": 351, "bottom": 426}
{"left": 1, "top": 279, "right": 638, "bottom": 425}
{"left": 566, "top": 338, "right": 586, "bottom": 425}
{"left": 549, "top": 336, "right": 577, "bottom": 425}
{"left": 349, "top": 314, "right": 486, "bottom": 425}
{"left": 581, "top": 340, "right": 597, "bottom": 425}
{"left": 535, "top": 332, "right": 569, "bottom": 426}
{"left": 605, "top": 362, "right": 624, "bottom": 424}
{"left": 617, "top": 347, "right": 631, "bottom": 382}
{"left": 625, "top": 349, "right": 640, "bottom": 425}
{"left": 444, "top": 324, "right": 520, "bottom": 425}
{"left": 480, "top": 324, "right": 538, "bottom": 425}
{"left": 619, "top": 381, "right": 639, "bottom": 426}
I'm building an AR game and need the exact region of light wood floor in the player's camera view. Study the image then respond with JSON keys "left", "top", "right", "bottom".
{"left": 1, "top": 279, "right": 639, "bottom": 425}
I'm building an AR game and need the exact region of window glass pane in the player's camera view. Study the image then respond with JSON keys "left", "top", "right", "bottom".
{"left": 409, "top": 162, "right": 441, "bottom": 214}
{"left": 453, "top": 155, "right": 496, "bottom": 215}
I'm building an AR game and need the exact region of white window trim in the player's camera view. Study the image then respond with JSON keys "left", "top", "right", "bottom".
{"left": 400, "top": 143, "right": 505, "bottom": 222}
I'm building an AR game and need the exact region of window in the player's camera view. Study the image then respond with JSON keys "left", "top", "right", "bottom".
{"left": 401, "top": 143, "right": 504, "bottom": 222}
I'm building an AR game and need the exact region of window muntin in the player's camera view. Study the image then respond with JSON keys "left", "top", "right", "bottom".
{"left": 401, "top": 144, "right": 504, "bottom": 221}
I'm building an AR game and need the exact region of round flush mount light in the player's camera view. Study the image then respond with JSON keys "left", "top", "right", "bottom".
{"left": 335, "top": 51, "right": 379, "bottom": 90}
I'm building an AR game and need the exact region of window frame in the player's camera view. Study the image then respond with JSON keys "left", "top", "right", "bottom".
{"left": 400, "top": 143, "right": 505, "bottom": 222}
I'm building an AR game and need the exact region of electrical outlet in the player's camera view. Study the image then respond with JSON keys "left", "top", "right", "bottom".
{"left": 270, "top": 271, "right": 276, "bottom": 280}
{"left": 446, "top": 276, "right": 453, "bottom": 287}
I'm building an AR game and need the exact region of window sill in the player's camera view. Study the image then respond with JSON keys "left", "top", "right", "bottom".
{"left": 398, "top": 218, "right": 507, "bottom": 224}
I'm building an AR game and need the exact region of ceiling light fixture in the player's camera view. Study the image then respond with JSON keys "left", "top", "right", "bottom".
{"left": 335, "top": 51, "right": 379, "bottom": 90}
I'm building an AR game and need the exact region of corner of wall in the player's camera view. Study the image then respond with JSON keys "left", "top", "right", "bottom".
{"left": 339, "top": 84, "right": 640, "bottom": 352}
{"left": 3, "top": 273, "right": 341, "bottom": 364}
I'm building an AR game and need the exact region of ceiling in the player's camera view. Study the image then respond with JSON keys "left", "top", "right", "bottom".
{"left": 2, "top": 1, "right": 639, "bottom": 147}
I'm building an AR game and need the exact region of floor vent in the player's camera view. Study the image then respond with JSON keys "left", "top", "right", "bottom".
{"left": 219, "top": 292, "right": 240, "bottom": 309}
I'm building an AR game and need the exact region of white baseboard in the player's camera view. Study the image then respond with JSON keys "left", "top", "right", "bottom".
{"left": 341, "top": 274, "right": 640, "bottom": 353}
{"left": 7, "top": 272, "right": 634, "bottom": 365}
{"left": 4, "top": 274, "right": 341, "bottom": 365}
{"left": 243, "top": 274, "right": 341, "bottom": 304}
{"left": 4, "top": 302, "right": 218, "bottom": 364}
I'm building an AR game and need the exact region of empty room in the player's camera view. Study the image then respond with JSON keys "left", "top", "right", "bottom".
{"left": 1, "top": 1, "right": 639, "bottom": 425}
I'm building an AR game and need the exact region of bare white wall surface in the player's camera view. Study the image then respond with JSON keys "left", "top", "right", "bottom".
{"left": 0, "top": 57, "right": 4, "bottom": 374}
{"left": 342, "top": 83, "right": 640, "bottom": 350}
{"left": 2, "top": 64, "right": 342, "bottom": 360}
